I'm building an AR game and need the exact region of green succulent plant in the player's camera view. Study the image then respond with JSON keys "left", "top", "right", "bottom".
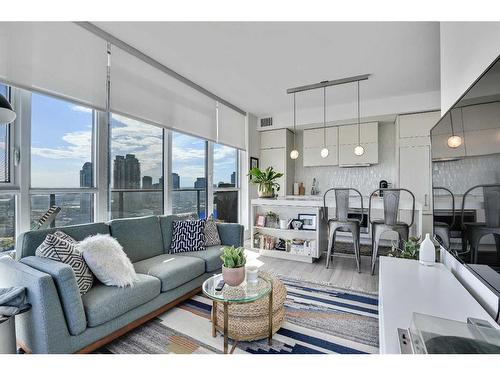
{"left": 220, "top": 246, "right": 247, "bottom": 268}
{"left": 388, "top": 236, "right": 421, "bottom": 259}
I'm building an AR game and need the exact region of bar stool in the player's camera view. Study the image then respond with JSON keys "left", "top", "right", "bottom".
{"left": 323, "top": 188, "right": 363, "bottom": 272}
{"left": 461, "top": 184, "right": 500, "bottom": 264}
{"left": 433, "top": 187, "right": 455, "bottom": 250}
{"left": 369, "top": 188, "right": 415, "bottom": 275}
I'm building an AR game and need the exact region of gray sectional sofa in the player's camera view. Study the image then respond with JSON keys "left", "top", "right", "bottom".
{"left": 0, "top": 214, "right": 243, "bottom": 353}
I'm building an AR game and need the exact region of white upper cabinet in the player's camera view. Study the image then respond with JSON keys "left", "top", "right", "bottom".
{"left": 398, "top": 111, "right": 440, "bottom": 139}
{"left": 260, "top": 129, "right": 288, "bottom": 149}
{"left": 303, "top": 127, "right": 338, "bottom": 166}
{"left": 338, "top": 122, "right": 378, "bottom": 166}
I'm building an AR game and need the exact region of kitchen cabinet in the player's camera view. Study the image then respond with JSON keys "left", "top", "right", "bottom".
{"left": 338, "top": 122, "right": 378, "bottom": 166}
{"left": 303, "top": 127, "right": 338, "bottom": 166}
{"left": 259, "top": 129, "right": 295, "bottom": 196}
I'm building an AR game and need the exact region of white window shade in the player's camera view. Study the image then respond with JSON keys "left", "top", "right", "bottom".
{"left": 0, "top": 22, "right": 107, "bottom": 110}
{"left": 217, "top": 102, "right": 246, "bottom": 150}
{"left": 110, "top": 45, "right": 217, "bottom": 141}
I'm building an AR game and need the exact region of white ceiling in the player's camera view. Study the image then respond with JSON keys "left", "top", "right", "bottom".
{"left": 96, "top": 22, "right": 441, "bottom": 117}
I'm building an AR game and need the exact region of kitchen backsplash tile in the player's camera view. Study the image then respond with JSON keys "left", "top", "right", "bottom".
{"left": 294, "top": 123, "right": 397, "bottom": 196}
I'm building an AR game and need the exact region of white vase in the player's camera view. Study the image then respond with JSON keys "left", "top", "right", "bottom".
{"left": 419, "top": 233, "right": 435, "bottom": 266}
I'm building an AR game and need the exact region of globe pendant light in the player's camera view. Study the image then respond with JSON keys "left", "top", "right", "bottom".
{"left": 354, "top": 80, "right": 364, "bottom": 156}
{"left": 0, "top": 93, "right": 16, "bottom": 124}
{"left": 320, "top": 86, "right": 329, "bottom": 158}
{"left": 290, "top": 93, "right": 299, "bottom": 160}
{"left": 447, "top": 110, "right": 462, "bottom": 149}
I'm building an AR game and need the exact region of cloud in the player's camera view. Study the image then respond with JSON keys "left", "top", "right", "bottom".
{"left": 31, "top": 130, "right": 91, "bottom": 160}
{"left": 71, "top": 105, "right": 93, "bottom": 114}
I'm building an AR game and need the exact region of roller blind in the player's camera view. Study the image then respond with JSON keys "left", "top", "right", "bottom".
{"left": 217, "top": 102, "right": 246, "bottom": 150}
{"left": 0, "top": 22, "right": 107, "bottom": 110}
{"left": 110, "top": 45, "right": 217, "bottom": 141}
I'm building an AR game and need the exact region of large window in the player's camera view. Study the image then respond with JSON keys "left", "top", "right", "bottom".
{"left": 172, "top": 132, "right": 207, "bottom": 218}
{"left": 0, "top": 84, "right": 10, "bottom": 183}
{"left": 110, "top": 114, "right": 163, "bottom": 219}
{"left": 213, "top": 144, "right": 239, "bottom": 223}
{"left": 30, "top": 92, "right": 95, "bottom": 226}
{"left": 0, "top": 194, "right": 15, "bottom": 252}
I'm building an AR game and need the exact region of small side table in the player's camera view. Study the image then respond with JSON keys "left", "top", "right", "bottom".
{"left": 202, "top": 274, "right": 272, "bottom": 354}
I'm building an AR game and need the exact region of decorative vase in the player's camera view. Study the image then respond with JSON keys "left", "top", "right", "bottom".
{"left": 246, "top": 266, "right": 259, "bottom": 284}
{"left": 419, "top": 233, "right": 435, "bottom": 266}
{"left": 222, "top": 266, "right": 245, "bottom": 286}
{"left": 258, "top": 183, "right": 275, "bottom": 198}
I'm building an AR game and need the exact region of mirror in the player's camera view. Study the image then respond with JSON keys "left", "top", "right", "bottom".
{"left": 431, "top": 56, "right": 500, "bottom": 279}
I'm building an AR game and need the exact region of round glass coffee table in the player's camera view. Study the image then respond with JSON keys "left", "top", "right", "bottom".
{"left": 202, "top": 273, "right": 273, "bottom": 354}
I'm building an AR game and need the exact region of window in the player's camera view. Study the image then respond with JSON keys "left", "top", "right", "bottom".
{"left": 110, "top": 114, "right": 163, "bottom": 219}
{"left": 172, "top": 132, "right": 207, "bottom": 218}
{"left": 213, "top": 144, "right": 239, "bottom": 223}
{"left": 0, "top": 194, "right": 15, "bottom": 252}
{"left": 0, "top": 84, "right": 10, "bottom": 183}
{"left": 30, "top": 92, "right": 95, "bottom": 226}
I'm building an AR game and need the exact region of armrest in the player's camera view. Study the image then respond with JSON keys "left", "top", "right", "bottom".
{"left": 217, "top": 223, "right": 244, "bottom": 247}
{"left": 0, "top": 256, "right": 70, "bottom": 353}
{"left": 21, "top": 256, "right": 87, "bottom": 336}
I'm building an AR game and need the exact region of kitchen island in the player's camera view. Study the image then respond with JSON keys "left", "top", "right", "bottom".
{"left": 251, "top": 196, "right": 423, "bottom": 263}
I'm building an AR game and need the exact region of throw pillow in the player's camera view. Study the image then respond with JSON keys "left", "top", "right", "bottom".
{"left": 204, "top": 215, "right": 221, "bottom": 246}
{"left": 79, "top": 234, "right": 138, "bottom": 288}
{"left": 171, "top": 219, "right": 206, "bottom": 253}
{"left": 35, "top": 232, "right": 94, "bottom": 295}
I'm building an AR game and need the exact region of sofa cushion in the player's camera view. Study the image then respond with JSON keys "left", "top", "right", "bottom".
{"left": 170, "top": 219, "right": 206, "bottom": 253}
{"left": 133, "top": 254, "right": 205, "bottom": 292}
{"left": 109, "top": 216, "right": 164, "bottom": 263}
{"left": 159, "top": 214, "right": 197, "bottom": 252}
{"left": 16, "top": 222, "right": 110, "bottom": 259}
{"left": 81, "top": 274, "right": 160, "bottom": 327}
{"left": 177, "top": 245, "right": 223, "bottom": 272}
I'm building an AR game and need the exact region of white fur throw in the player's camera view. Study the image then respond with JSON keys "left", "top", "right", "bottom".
{"left": 79, "top": 234, "right": 138, "bottom": 288}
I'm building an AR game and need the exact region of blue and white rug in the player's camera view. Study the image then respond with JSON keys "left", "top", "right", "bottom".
{"left": 97, "top": 276, "right": 379, "bottom": 354}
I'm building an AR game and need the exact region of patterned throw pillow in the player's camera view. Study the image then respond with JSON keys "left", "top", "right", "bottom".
{"left": 171, "top": 219, "right": 206, "bottom": 253}
{"left": 35, "top": 231, "right": 94, "bottom": 295}
{"left": 204, "top": 215, "right": 221, "bottom": 246}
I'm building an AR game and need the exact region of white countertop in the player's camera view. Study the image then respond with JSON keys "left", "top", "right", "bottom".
{"left": 252, "top": 196, "right": 422, "bottom": 211}
{"left": 378, "top": 256, "right": 498, "bottom": 354}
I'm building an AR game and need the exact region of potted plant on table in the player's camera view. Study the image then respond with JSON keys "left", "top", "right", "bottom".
{"left": 387, "top": 236, "right": 420, "bottom": 259}
{"left": 220, "top": 246, "right": 247, "bottom": 286}
{"left": 248, "top": 166, "right": 283, "bottom": 198}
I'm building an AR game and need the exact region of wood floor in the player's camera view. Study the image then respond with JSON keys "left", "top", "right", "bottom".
{"left": 246, "top": 245, "right": 379, "bottom": 295}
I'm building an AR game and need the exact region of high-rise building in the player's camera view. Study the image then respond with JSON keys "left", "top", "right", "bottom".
{"left": 142, "top": 176, "right": 152, "bottom": 189}
{"left": 172, "top": 173, "right": 180, "bottom": 189}
{"left": 79, "top": 162, "right": 92, "bottom": 188}
{"left": 231, "top": 171, "right": 236, "bottom": 186}
{"left": 113, "top": 154, "right": 141, "bottom": 189}
{"left": 194, "top": 177, "right": 206, "bottom": 189}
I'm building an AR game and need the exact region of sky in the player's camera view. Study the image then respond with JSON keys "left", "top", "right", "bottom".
{"left": 30, "top": 92, "right": 237, "bottom": 189}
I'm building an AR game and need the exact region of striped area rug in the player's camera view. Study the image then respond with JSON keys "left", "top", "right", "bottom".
{"left": 97, "top": 276, "right": 379, "bottom": 354}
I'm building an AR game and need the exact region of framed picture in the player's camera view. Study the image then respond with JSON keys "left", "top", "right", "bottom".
{"left": 255, "top": 214, "right": 266, "bottom": 227}
{"left": 250, "top": 157, "right": 259, "bottom": 169}
{"left": 298, "top": 214, "right": 317, "bottom": 230}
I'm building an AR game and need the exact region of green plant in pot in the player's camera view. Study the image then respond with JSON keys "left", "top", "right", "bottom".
{"left": 388, "top": 236, "right": 420, "bottom": 259}
{"left": 220, "top": 246, "right": 247, "bottom": 286}
{"left": 248, "top": 166, "right": 283, "bottom": 198}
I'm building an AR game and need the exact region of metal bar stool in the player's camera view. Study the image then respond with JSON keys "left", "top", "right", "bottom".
{"left": 433, "top": 187, "right": 455, "bottom": 250}
{"left": 323, "top": 188, "right": 363, "bottom": 272}
{"left": 461, "top": 184, "right": 500, "bottom": 264}
{"left": 369, "top": 188, "right": 415, "bottom": 275}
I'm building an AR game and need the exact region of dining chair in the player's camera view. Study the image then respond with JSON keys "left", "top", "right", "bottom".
{"left": 461, "top": 184, "right": 500, "bottom": 264}
{"left": 368, "top": 188, "right": 415, "bottom": 275}
{"left": 433, "top": 187, "right": 455, "bottom": 250}
{"left": 322, "top": 188, "right": 363, "bottom": 272}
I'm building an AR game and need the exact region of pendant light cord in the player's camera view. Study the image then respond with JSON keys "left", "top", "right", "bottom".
{"left": 357, "top": 80, "right": 361, "bottom": 144}
{"left": 293, "top": 93, "right": 297, "bottom": 149}
{"left": 323, "top": 87, "right": 327, "bottom": 148}
{"left": 450, "top": 110, "right": 455, "bottom": 136}
{"left": 460, "top": 107, "right": 467, "bottom": 154}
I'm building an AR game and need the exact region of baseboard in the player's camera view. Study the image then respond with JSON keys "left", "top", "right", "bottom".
{"left": 76, "top": 287, "right": 201, "bottom": 354}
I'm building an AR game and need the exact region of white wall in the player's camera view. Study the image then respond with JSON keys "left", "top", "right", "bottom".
{"left": 440, "top": 22, "right": 500, "bottom": 114}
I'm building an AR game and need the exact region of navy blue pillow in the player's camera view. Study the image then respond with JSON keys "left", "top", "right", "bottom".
{"left": 170, "top": 219, "right": 206, "bottom": 253}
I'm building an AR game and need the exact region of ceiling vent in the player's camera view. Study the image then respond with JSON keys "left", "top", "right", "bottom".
{"left": 260, "top": 117, "right": 273, "bottom": 128}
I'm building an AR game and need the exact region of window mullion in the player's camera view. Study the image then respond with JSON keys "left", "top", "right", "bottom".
{"left": 207, "top": 141, "right": 214, "bottom": 217}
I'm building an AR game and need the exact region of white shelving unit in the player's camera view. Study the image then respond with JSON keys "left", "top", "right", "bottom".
{"left": 250, "top": 199, "right": 327, "bottom": 263}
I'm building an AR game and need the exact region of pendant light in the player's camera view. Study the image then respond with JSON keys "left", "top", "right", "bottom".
{"left": 290, "top": 93, "right": 299, "bottom": 160}
{"left": 320, "top": 86, "right": 329, "bottom": 158}
{"left": 447, "top": 110, "right": 462, "bottom": 149}
{"left": 353, "top": 80, "right": 364, "bottom": 156}
{"left": 0, "top": 93, "right": 16, "bottom": 124}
